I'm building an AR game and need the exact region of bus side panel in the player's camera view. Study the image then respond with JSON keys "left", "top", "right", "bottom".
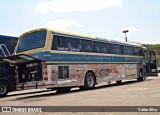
{"left": 48, "top": 64, "right": 86, "bottom": 87}
{"left": 47, "top": 63, "right": 140, "bottom": 87}
{"left": 125, "top": 64, "right": 139, "bottom": 80}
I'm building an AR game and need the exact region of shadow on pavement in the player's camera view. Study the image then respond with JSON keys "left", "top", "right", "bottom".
{"left": 10, "top": 79, "right": 149, "bottom": 101}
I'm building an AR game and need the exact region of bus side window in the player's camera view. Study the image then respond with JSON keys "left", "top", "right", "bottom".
{"left": 95, "top": 42, "right": 108, "bottom": 53}
{"left": 52, "top": 35, "right": 61, "bottom": 50}
{"left": 75, "top": 39, "right": 82, "bottom": 51}
{"left": 110, "top": 44, "right": 121, "bottom": 54}
{"left": 120, "top": 45, "right": 124, "bottom": 55}
{"left": 96, "top": 46, "right": 100, "bottom": 52}
{"left": 58, "top": 37, "right": 62, "bottom": 46}
{"left": 52, "top": 36, "right": 75, "bottom": 51}
{"left": 61, "top": 37, "right": 74, "bottom": 50}
{"left": 81, "top": 40, "right": 94, "bottom": 52}
{"left": 124, "top": 46, "right": 133, "bottom": 55}
{"left": 106, "top": 43, "right": 109, "bottom": 53}
{"left": 133, "top": 47, "right": 142, "bottom": 56}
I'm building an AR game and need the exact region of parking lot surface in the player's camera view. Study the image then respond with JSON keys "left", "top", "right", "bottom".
{"left": 0, "top": 76, "right": 160, "bottom": 115}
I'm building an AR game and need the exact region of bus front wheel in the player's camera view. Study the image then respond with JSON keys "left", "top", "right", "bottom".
{"left": 0, "top": 81, "right": 9, "bottom": 97}
{"left": 138, "top": 70, "right": 145, "bottom": 81}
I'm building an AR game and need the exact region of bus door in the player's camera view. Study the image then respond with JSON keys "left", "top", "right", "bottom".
{"left": 148, "top": 51, "right": 158, "bottom": 76}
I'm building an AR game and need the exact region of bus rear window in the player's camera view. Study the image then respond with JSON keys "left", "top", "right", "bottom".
{"left": 17, "top": 30, "right": 46, "bottom": 53}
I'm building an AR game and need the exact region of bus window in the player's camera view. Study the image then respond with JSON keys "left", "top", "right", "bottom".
{"left": 110, "top": 44, "right": 121, "bottom": 54}
{"left": 17, "top": 30, "right": 46, "bottom": 53}
{"left": 124, "top": 46, "right": 133, "bottom": 55}
{"left": 61, "top": 37, "right": 75, "bottom": 49}
{"left": 74, "top": 39, "right": 83, "bottom": 52}
{"left": 120, "top": 45, "right": 124, "bottom": 54}
{"left": 52, "top": 36, "right": 75, "bottom": 51}
{"left": 52, "top": 35, "right": 61, "bottom": 50}
{"left": 79, "top": 40, "right": 94, "bottom": 52}
{"left": 95, "top": 42, "right": 109, "bottom": 53}
{"left": 0, "top": 35, "right": 18, "bottom": 57}
{"left": 133, "top": 47, "right": 142, "bottom": 56}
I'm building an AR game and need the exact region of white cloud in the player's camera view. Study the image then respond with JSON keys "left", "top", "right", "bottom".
{"left": 35, "top": 0, "right": 123, "bottom": 13}
{"left": 121, "top": 26, "right": 139, "bottom": 34}
{"left": 35, "top": 1, "right": 48, "bottom": 13}
{"left": 43, "top": 19, "right": 82, "bottom": 30}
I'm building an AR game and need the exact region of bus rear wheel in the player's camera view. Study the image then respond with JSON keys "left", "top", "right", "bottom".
{"left": 80, "top": 72, "right": 96, "bottom": 90}
{"left": 0, "top": 81, "right": 9, "bottom": 97}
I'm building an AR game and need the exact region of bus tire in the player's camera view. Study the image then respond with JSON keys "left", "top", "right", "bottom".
{"left": 0, "top": 81, "right": 9, "bottom": 97}
{"left": 116, "top": 80, "right": 122, "bottom": 84}
{"left": 137, "top": 70, "right": 145, "bottom": 81}
{"left": 81, "top": 72, "right": 96, "bottom": 90}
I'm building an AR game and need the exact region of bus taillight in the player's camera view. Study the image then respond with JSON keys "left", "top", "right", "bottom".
{"left": 43, "top": 76, "right": 48, "bottom": 81}
{"left": 42, "top": 65, "right": 47, "bottom": 69}
{"left": 41, "top": 59, "right": 48, "bottom": 81}
{"left": 41, "top": 59, "right": 46, "bottom": 65}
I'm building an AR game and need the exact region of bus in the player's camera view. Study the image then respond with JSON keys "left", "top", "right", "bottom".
{"left": 0, "top": 35, "right": 18, "bottom": 57}
{"left": 0, "top": 28, "right": 148, "bottom": 97}
{"left": 0, "top": 35, "right": 18, "bottom": 97}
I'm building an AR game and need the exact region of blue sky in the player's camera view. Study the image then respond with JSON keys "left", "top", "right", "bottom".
{"left": 0, "top": 0, "right": 160, "bottom": 44}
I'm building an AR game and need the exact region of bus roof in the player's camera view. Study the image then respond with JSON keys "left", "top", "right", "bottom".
{"left": 20, "top": 28, "right": 96, "bottom": 39}
{"left": 0, "top": 35, "right": 18, "bottom": 39}
{"left": 20, "top": 28, "right": 145, "bottom": 48}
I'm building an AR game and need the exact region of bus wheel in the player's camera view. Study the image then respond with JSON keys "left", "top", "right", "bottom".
{"left": 138, "top": 70, "right": 145, "bottom": 81}
{"left": 56, "top": 87, "right": 71, "bottom": 93}
{"left": 81, "top": 72, "right": 96, "bottom": 90}
{"left": 116, "top": 80, "right": 122, "bottom": 84}
{"left": 0, "top": 81, "right": 9, "bottom": 97}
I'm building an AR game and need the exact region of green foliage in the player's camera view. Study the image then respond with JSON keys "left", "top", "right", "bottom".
{"left": 142, "top": 44, "right": 160, "bottom": 55}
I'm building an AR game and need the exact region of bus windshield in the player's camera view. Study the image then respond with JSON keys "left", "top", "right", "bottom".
{"left": 17, "top": 30, "right": 46, "bottom": 53}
